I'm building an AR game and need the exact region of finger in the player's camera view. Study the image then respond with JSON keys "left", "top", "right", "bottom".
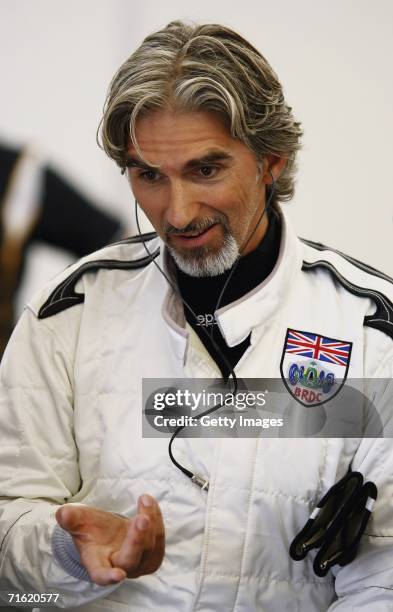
{"left": 110, "top": 514, "right": 151, "bottom": 570}
{"left": 55, "top": 506, "right": 85, "bottom": 534}
{"left": 137, "top": 495, "right": 158, "bottom": 551}
{"left": 128, "top": 495, "right": 165, "bottom": 577}
{"left": 79, "top": 542, "right": 127, "bottom": 586}
{"left": 135, "top": 498, "right": 165, "bottom": 575}
{"left": 88, "top": 565, "right": 127, "bottom": 587}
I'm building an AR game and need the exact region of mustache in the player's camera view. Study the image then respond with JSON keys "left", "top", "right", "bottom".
{"left": 164, "top": 215, "right": 228, "bottom": 235}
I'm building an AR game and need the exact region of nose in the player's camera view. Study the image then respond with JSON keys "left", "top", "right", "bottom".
{"left": 165, "top": 180, "right": 200, "bottom": 229}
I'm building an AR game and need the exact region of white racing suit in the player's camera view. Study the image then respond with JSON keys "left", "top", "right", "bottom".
{"left": 0, "top": 211, "right": 392, "bottom": 611}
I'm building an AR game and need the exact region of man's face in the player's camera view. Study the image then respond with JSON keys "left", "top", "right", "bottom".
{"left": 126, "top": 109, "right": 273, "bottom": 277}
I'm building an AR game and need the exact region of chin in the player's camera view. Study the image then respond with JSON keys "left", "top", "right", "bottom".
{"left": 168, "top": 235, "right": 239, "bottom": 277}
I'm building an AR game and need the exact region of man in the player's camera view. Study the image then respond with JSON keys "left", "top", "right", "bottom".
{"left": 0, "top": 20, "right": 392, "bottom": 612}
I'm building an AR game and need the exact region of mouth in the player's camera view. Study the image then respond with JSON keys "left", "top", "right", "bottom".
{"left": 168, "top": 223, "right": 220, "bottom": 248}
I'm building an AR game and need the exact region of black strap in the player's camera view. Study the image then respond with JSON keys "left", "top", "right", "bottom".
{"left": 38, "top": 234, "right": 159, "bottom": 319}
{"left": 302, "top": 260, "right": 393, "bottom": 341}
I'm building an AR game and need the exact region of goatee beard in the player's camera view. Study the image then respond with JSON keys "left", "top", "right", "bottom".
{"left": 167, "top": 232, "right": 239, "bottom": 277}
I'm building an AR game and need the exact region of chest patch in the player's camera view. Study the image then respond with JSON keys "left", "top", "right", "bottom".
{"left": 280, "top": 328, "right": 352, "bottom": 407}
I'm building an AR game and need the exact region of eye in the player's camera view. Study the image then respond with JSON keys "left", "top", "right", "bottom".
{"left": 197, "top": 165, "right": 218, "bottom": 178}
{"left": 139, "top": 169, "right": 161, "bottom": 183}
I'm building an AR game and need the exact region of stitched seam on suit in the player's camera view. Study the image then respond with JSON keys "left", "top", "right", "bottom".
{"left": 192, "top": 441, "right": 222, "bottom": 610}
{"left": 206, "top": 483, "right": 315, "bottom": 504}
{"left": 0, "top": 510, "right": 32, "bottom": 555}
{"left": 316, "top": 439, "right": 329, "bottom": 501}
{"left": 199, "top": 571, "right": 332, "bottom": 586}
{"left": 232, "top": 440, "right": 260, "bottom": 611}
{"left": 25, "top": 306, "right": 76, "bottom": 379}
{"left": 89, "top": 476, "right": 316, "bottom": 504}
{"left": 336, "top": 585, "right": 393, "bottom": 596}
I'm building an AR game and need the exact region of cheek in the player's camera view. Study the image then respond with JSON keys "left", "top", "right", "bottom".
{"left": 206, "top": 181, "right": 257, "bottom": 217}
{"left": 128, "top": 180, "right": 164, "bottom": 225}
{"left": 128, "top": 176, "right": 146, "bottom": 203}
{"left": 138, "top": 202, "right": 164, "bottom": 229}
{"left": 201, "top": 182, "right": 242, "bottom": 211}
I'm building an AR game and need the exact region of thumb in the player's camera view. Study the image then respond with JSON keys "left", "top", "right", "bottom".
{"left": 56, "top": 505, "right": 85, "bottom": 534}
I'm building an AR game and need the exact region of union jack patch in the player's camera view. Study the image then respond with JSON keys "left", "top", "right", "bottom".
{"left": 280, "top": 328, "right": 352, "bottom": 407}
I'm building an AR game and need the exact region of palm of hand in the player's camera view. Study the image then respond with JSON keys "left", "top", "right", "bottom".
{"left": 55, "top": 495, "right": 165, "bottom": 586}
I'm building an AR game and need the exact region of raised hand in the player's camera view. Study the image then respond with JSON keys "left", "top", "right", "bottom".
{"left": 55, "top": 494, "right": 165, "bottom": 586}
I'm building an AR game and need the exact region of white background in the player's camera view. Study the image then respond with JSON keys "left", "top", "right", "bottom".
{"left": 1, "top": 0, "right": 391, "bottom": 309}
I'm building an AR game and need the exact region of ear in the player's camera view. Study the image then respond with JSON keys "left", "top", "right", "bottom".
{"left": 261, "top": 154, "right": 287, "bottom": 184}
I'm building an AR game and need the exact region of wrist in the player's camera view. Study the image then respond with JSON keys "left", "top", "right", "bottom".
{"left": 52, "top": 524, "right": 90, "bottom": 581}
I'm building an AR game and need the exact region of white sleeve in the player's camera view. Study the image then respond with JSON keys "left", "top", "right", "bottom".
{"left": 326, "top": 328, "right": 393, "bottom": 610}
{"left": 326, "top": 439, "right": 393, "bottom": 609}
{"left": 0, "top": 307, "right": 119, "bottom": 608}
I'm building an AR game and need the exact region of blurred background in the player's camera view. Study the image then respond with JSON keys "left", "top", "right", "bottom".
{"left": 0, "top": 0, "right": 392, "bottom": 336}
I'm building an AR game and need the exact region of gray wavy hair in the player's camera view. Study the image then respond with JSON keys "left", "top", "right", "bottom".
{"left": 99, "top": 20, "right": 303, "bottom": 209}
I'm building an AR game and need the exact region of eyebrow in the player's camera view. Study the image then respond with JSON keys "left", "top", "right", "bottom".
{"left": 125, "top": 149, "right": 234, "bottom": 172}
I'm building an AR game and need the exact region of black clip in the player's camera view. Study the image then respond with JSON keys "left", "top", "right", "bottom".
{"left": 289, "top": 470, "right": 377, "bottom": 577}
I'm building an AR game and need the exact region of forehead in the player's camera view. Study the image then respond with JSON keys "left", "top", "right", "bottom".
{"left": 127, "top": 109, "right": 252, "bottom": 168}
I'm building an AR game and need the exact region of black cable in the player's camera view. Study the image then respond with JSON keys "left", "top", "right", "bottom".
{"left": 134, "top": 170, "right": 276, "bottom": 489}
{"left": 134, "top": 206, "right": 239, "bottom": 389}
{"left": 135, "top": 205, "right": 239, "bottom": 487}
{"left": 208, "top": 170, "right": 275, "bottom": 345}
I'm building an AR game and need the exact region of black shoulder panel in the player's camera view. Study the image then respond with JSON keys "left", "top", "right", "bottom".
{"left": 300, "top": 238, "right": 393, "bottom": 285}
{"left": 302, "top": 253, "right": 393, "bottom": 341}
{"left": 109, "top": 231, "right": 157, "bottom": 248}
{"left": 38, "top": 232, "right": 159, "bottom": 320}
